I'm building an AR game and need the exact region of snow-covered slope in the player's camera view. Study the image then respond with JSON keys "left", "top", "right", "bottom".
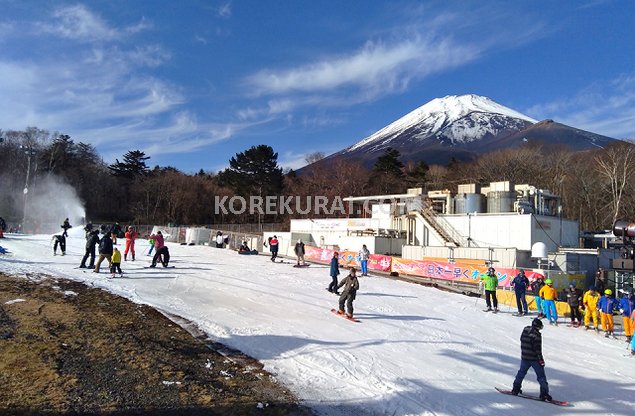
{"left": 0, "top": 231, "right": 633, "bottom": 416}
{"left": 345, "top": 94, "right": 536, "bottom": 152}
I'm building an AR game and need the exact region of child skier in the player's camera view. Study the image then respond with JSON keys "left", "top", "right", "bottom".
{"left": 336, "top": 267, "right": 360, "bottom": 319}
{"left": 110, "top": 247, "right": 123, "bottom": 278}
{"left": 539, "top": 279, "right": 558, "bottom": 325}
{"left": 598, "top": 289, "right": 617, "bottom": 337}
{"left": 618, "top": 290, "right": 634, "bottom": 343}
{"left": 583, "top": 286, "right": 601, "bottom": 331}
{"left": 327, "top": 252, "right": 340, "bottom": 294}
{"left": 147, "top": 238, "right": 155, "bottom": 256}
{"left": 566, "top": 283, "right": 583, "bottom": 327}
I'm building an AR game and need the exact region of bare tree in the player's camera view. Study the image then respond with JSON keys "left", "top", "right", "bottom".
{"left": 595, "top": 142, "right": 635, "bottom": 225}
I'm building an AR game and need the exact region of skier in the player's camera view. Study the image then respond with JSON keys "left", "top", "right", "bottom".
{"left": 336, "top": 267, "right": 360, "bottom": 319}
{"left": 598, "top": 289, "right": 616, "bottom": 337}
{"left": 481, "top": 267, "right": 499, "bottom": 312}
{"left": 110, "top": 247, "right": 123, "bottom": 278}
{"left": 510, "top": 269, "right": 530, "bottom": 315}
{"left": 60, "top": 218, "right": 72, "bottom": 237}
{"left": 52, "top": 234, "right": 66, "bottom": 255}
{"left": 94, "top": 232, "right": 113, "bottom": 273}
{"left": 123, "top": 226, "right": 138, "bottom": 261}
{"left": 530, "top": 276, "right": 546, "bottom": 318}
{"left": 631, "top": 308, "right": 635, "bottom": 355}
{"left": 294, "top": 239, "right": 305, "bottom": 265}
{"left": 582, "top": 286, "right": 601, "bottom": 331}
{"left": 510, "top": 318, "right": 552, "bottom": 402}
{"left": 327, "top": 252, "right": 340, "bottom": 294}
{"left": 147, "top": 237, "right": 155, "bottom": 256}
{"left": 359, "top": 244, "right": 371, "bottom": 276}
{"left": 79, "top": 229, "right": 100, "bottom": 269}
{"left": 565, "top": 283, "right": 583, "bottom": 327}
{"left": 618, "top": 289, "right": 634, "bottom": 343}
{"left": 539, "top": 279, "right": 558, "bottom": 325}
{"left": 110, "top": 222, "right": 122, "bottom": 245}
{"left": 269, "top": 235, "right": 279, "bottom": 262}
{"left": 0, "top": 216, "right": 6, "bottom": 238}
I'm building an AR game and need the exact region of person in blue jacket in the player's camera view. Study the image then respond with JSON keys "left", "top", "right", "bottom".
{"left": 511, "top": 269, "right": 530, "bottom": 315}
{"left": 618, "top": 290, "right": 634, "bottom": 343}
{"left": 327, "top": 252, "right": 341, "bottom": 294}
{"left": 598, "top": 289, "right": 617, "bottom": 338}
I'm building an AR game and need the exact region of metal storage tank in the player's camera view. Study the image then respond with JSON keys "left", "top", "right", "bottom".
{"left": 487, "top": 191, "right": 516, "bottom": 213}
{"left": 454, "top": 193, "right": 485, "bottom": 214}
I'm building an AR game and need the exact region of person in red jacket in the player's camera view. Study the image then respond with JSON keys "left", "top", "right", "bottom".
{"left": 124, "top": 226, "right": 139, "bottom": 261}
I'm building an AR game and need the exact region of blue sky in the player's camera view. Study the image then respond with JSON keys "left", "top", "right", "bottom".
{"left": 1, "top": 1, "right": 634, "bottom": 173}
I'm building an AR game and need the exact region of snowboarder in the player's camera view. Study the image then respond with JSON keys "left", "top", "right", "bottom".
{"left": 0, "top": 216, "right": 6, "bottom": 238}
{"left": 52, "top": 234, "right": 66, "bottom": 255}
{"left": 565, "top": 283, "right": 583, "bottom": 327}
{"left": 481, "top": 267, "right": 499, "bottom": 312}
{"left": 269, "top": 235, "right": 279, "bottom": 262}
{"left": 123, "top": 226, "right": 138, "bottom": 261}
{"left": 327, "top": 252, "right": 340, "bottom": 294}
{"left": 150, "top": 246, "right": 170, "bottom": 268}
{"left": 510, "top": 318, "right": 552, "bottom": 402}
{"left": 94, "top": 233, "right": 113, "bottom": 273}
{"left": 294, "top": 239, "right": 305, "bottom": 265}
{"left": 110, "top": 222, "right": 122, "bottom": 245}
{"left": 148, "top": 231, "right": 167, "bottom": 267}
{"left": 530, "top": 276, "right": 546, "bottom": 318}
{"left": 60, "top": 218, "right": 72, "bottom": 237}
{"left": 582, "top": 286, "right": 601, "bottom": 331}
{"left": 79, "top": 229, "right": 100, "bottom": 268}
{"left": 511, "top": 269, "right": 530, "bottom": 315}
{"left": 598, "top": 289, "right": 616, "bottom": 337}
{"left": 336, "top": 267, "right": 360, "bottom": 319}
{"left": 539, "top": 279, "right": 558, "bottom": 325}
{"left": 618, "top": 289, "right": 634, "bottom": 343}
{"left": 359, "top": 244, "right": 371, "bottom": 276}
{"left": 110, "top": 247, "right": 123, "bottom": 278}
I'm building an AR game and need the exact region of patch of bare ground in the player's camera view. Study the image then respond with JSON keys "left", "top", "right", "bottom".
{"left": 0, "top": 273, "right": 314, "bottom": 416}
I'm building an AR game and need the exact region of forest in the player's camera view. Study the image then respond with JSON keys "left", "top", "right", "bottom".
{"left": 1, "top": 127, "right": 634, "bottom": 232}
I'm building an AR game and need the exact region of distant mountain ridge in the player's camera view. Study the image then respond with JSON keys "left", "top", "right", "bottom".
{"left": 314, "top": 94, "right": 617, "bottom": 169}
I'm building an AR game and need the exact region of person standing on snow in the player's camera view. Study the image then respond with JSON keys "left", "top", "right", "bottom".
{"left": 61, "top": 218, "right": 72, "bottom": 237}
{"left": 269, "top": 235, "right": 279, "bottom": 262}
{"left": 52, "top": 234, "right": 66, "bottom": 256}
{"left": 511, "top": 269, "right": 530, "bottom": 316}
{"left": 110, "top": 222, "right": 122, "bottom": 245}
{"left": 539, "top": 279, "right": 559, "bottom": 325}
{"left": 123, "top": 226, "right": 138, "bottom": 261}
{"left": 294, "top": 239, "right": 305, "bottom": 265}
{"left": 94, "top": 232, "right": 113, "bottom": 273}
{"left": 598, "top": 289, "right": 617, "bottom": 337}
{"left": 0, "top": 216, "right": 6, "bottom": 238}
{"left": 358, "top": 244, "right": 371, "bottom": 276}
{"left": 148, "top": 230, "right": 166, "bottom": 267}
{"left": 80, "top": 229, "right": 100, "bottom": 269}
{"left": 327, "top": 252, "right": 340, "bottom": 294}
{"left": 510, "top": 318, "right": 552, "bottom": 402}
{"left": 481, "top": 267, "right": 499, "bottom": 312}
{"left": 618, "top": 290, "right": 634, "bottom": 343}
{"left": 336, "top": 267, "right": 360, "bottom": 319}
{"left": 583, "top": 286, "right": 601, "bottom": 332}
{"left": 215, "top": 231, "right": 228, "bottom": 248}
{"left": 110, "top": 247, "right": 123, "bottom": 278}
{"left": 566, "top": 283, "right": 583, "bottom": 327}
{"left": 530, "top": 276, "right": 546, "bottom": 318}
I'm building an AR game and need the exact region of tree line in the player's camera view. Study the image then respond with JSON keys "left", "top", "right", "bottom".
{"left": 1, "top": 127, "right": 634, "bottom": 231}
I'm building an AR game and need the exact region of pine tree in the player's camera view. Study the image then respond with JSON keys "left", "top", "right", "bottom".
{"left": 218, "top": 145, "right": 283, "bottom": 196}
{"left": 108, "top": 150, "right": 150, "bottom": 180}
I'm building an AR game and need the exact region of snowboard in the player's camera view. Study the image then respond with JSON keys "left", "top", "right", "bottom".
{"left": 293, "top": 264, "right": 310, "bottom": 268}
{"left": 144, "top": 265, "right": 175, "bottom": 269}
{"left": 495, "top": 387, "right": 570, "bottom": 406}
{"left": 330, "top": 308, "right": 360, "bottom": 323}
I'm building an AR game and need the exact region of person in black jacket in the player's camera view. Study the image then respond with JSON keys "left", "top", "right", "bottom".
{"left": 61, "top": 218, "right": 72, "bottom": 237}
{"left": 511, "top": 318, "right": 552, "bottom": 401}
{"left": 0, "top": 216, "right": 6, "bottom": 238}
{"left": 110, "top": 222, "right": 122, "bottom": 245}
{"left": 80, "top": 230, "right": 100, "bottom": 268}
{"left": 94, "top": 233, "right": 113, "bottom": 273}
{"left": 52, "top": 234, "right": 66, "bottom": 255}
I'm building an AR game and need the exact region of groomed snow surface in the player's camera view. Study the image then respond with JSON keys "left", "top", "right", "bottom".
{"left": 1, "top": 229, "right": 633, "bottom": 416}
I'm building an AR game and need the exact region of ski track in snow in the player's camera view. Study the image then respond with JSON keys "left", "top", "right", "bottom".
{"left": 0, "top": 229, "right": 633, "bottom": 416}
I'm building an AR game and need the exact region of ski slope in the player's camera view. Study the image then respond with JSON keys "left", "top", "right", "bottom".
{"left": 0, "top": 229, "right": 633, "bottom": 416}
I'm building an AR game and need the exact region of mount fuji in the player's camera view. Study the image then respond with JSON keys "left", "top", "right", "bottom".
{"left": 316, "top": 94, "right": 617, "bottom": 168}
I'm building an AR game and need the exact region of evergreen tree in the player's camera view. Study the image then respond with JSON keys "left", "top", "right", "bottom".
{"left": 218, "top": 145, "right": 283, "bottom": 196}
{"left": 108, "top": 150, "right": 150, "bottom": 179}
{"left": 373, "top": 147, "right": 404, "bottom": 177}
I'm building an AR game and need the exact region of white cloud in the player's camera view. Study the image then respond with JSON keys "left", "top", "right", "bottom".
{"left": 526, "top": 75, "right": 635, "bottom": 139}
{"left": 218, "top": 2, "right": 232, "bottom": 19}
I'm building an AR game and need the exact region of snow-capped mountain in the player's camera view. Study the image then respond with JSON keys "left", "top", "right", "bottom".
{"left": 315, "top": 94, "right": 617, "bottom": 168}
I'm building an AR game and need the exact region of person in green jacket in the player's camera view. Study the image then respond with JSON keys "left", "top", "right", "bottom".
{"left": 481, "top": 267, "right": 499, "bottom": 312}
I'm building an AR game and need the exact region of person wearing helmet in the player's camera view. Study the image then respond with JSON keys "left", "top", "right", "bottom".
{"left": 618, "top": 290, "right": 634, "bottom": 343}
{"left": 539, "top": 279, "right": 558, "bottom": 325}
{"left": 511, "top": 318, "right": 552, "bottom": 401}
{"left": 598, "top": 288, "right": 617, "bottom": 337}
{"left": 481, "top": 267, "right": 499, "bottom": 312}
{"left": 529, "top": 275, "right": 546, "bottom": 318}
{"left": 124, "top": 225, "right": 138, "bottom": 261}
{"left": 582, "top": 286, "right": 601, "bottom": 331}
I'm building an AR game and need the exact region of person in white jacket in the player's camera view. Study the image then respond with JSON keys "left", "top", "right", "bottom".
{"left": 359, "top": 244, "right": 371, "bottom": 276}
{"left": 215, "top": 231, "right": 228, "bottom": 248}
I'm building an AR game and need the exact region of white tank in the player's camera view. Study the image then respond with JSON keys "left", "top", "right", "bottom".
{"left": 531, "top": 242, "right": 548, "bottom": 259}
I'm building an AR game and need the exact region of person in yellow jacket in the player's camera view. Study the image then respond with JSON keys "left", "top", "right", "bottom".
{"left": 582, "top": 286, "right": 601, "bottom": 332}
{"left": 110, "top": 247, "right": 123, "bottom": 278}
{"left": 538, "top": 279, "right": 558, "bottom": 325}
